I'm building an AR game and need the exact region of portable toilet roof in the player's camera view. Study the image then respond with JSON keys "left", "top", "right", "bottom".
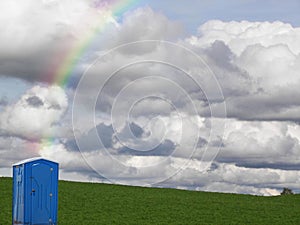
{"left": 12, "top": 157, "right": 59, "bottom": 225}
{"left": 13, "top": 156, "right": 48, "bottom": 166}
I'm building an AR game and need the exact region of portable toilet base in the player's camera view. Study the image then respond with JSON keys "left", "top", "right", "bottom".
{"left": 12, "top": 157, "right": 59, "bottom": 225}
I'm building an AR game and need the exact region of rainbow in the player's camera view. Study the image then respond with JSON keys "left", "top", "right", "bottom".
{"left": 34, "top": 0, "right": 142, "bottom": 155}
{"left": 45, "top": 0, "right": 142, "bottom": 87}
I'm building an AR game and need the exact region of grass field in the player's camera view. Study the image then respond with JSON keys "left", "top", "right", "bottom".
{"left": 1, "top": 177, "right": 300, "bottom": 225}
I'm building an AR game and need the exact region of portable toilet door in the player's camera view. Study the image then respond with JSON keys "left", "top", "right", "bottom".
{"left": 12, "top": 157, "right": 59, "bottom": 225}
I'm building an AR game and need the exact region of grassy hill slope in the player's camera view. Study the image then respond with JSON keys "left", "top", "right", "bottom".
{"left": 1, "top": 177, "right": 300, "bottom": 225}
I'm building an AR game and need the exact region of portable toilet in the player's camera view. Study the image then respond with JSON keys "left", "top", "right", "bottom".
{"left": 12, "top": 157, "right": 59, "bottom": 225}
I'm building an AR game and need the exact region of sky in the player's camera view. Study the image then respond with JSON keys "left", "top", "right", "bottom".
{"left": 0, "top": 0, "right": 300, "bottom": 196}
{"left": 146, "top": 0, "right": 300, "bottom": 32}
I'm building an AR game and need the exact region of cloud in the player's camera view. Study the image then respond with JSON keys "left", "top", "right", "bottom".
{"left": 0, "top": 136, "right": 40, "bottom": 168}
{"left": 114, "top": 7, "right": 183, "bottom": 43}
{"left": 26, "top": 96, "right": 44, "bottom": 107}
{"left": 217, "top": 119, "right": 300, "bottom": 167}
{"left": 0, "top": 1, "right": 182, "bottom": 84}
{"left": 186, "top": 20, "right": 300, "bottom": 122}
{"left": 0, "top": 85, "right": 68, "bottom": 140}
{"left": 0, "top": 0, "right": 117, "bottom": 82}
{"left": 191, "top": 20, "right": 300, "bottom": 56}
{"left": 65, "top": 18, "right": 300, "bottom": 194}
{"left": 37, "top": 141, "right": 300, "bottom": 195}
{"left": 1, "top": 3, "right": 300, "bottom": 196}
{"left": 71, "top": 20, "right": 300, "bottom": 125}
{"left": 60, "top": 113, "right": 300, "bottom": 193}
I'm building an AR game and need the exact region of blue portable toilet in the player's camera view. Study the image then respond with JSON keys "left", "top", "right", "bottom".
{"left": 12, "top": 157, "right": 59, "bottom": 225}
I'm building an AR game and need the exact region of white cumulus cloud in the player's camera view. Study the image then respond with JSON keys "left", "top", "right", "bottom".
{"left": 0, "top": 85, "right": 68, "bottom": 140}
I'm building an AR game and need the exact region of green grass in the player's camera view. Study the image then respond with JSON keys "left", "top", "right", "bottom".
{"left": 1, "top": 177, "right": 300, "bottom": 225}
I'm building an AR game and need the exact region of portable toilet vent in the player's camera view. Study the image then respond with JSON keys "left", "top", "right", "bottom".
{"left": 12, "top": 157, "right": 59, "bottom": 225}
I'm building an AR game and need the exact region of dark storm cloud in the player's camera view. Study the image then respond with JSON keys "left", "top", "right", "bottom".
{"left": 66, "top": 123, "right": 114, "bottom": 152}
{"left": 129, "top": 122, "right": 144, "bottom": 138}
{"left": 66, "top": 121, "right": 177, "bottom": 157}
{"left": 235, "top": 162, "right": 300, "bottom": 171}
{"left": 204, "top": 41, "right": 235, "bottom": 71}
{"left": 224, "top": 88, "right": 300, "bottom": 122}
{"left": 118, "top": 139, "right": 176, "bottom": 156}
{"left": 26, "top": 96, "right": 44, "bottom": 107}
{"left": 196, "top": 137, "right": 208, "bottom": 148}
